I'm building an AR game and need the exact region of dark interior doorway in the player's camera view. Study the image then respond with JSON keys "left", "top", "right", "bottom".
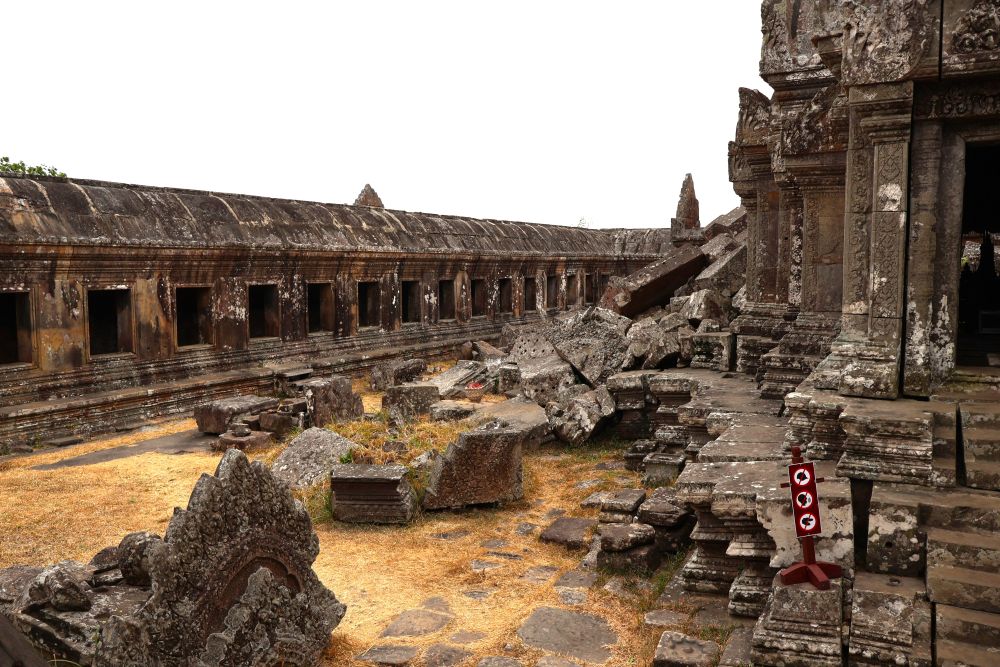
{"left": 471, "top": 279, "right": 487, "bottom": 317}
{"left": 0, "top": 292, "right": 32, "bottom": 365}
{"left": 176, "top": 286, "right": 213, "bottom": 347}
{"left": 438, "top": 279, "right": 456, "bottom": 321}
{"left": 248, "top": 284, "right": 280, "bottom": 339}
{"left": 307, "top": 283, "right": 335, "bottom": 334}
{"left": 358, "top": 281, "right": 381, "bottom": 329}
{"left": 524, "top": 277, "right": 537, "bottom": 312}
{"left": 958, "top": 144, "right": 1000, "bottom": 367}
{"left": 401, "top": 281, "right": 421, "bottom": 324}
{"left": 88, "top": 288, "right": 133, "bottom": 356}
{"left": 498, "top": 278, "right": 513, "bottom": 314}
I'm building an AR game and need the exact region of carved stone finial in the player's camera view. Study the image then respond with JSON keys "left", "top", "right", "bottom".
{"left": 674, "top": 174, "right": 700, "bottom": 230}
{"left": 354, "top": 184, "right": 384, "bottom": 208}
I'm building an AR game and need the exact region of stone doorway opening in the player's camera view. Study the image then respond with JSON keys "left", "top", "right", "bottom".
{"left": 957, "top": 143, "right": 1000, "bottom": 367}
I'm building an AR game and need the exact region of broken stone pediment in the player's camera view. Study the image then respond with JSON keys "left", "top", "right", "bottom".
{"left": 2, "top": 449, "right": 347, "bottom": 666}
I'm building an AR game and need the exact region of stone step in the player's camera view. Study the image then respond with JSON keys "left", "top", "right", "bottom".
{"left": 960, "top": 402, "right": 1000, "bottom": 429}
{"left": 922, "top": 487, "right": 1000, "bottom": 534}
{"left": 937, "top": 604, "right": 1000, "bottom": 650}
{"left": 927, "top": 527, "right": 1000, "bottom": 573}
{"left": 936, "top": 639, "right": 1000, "bottom": 667}
{"left": 967, "top": 459, "right": 1000, "bottom": 492}
{"left": 927, "top": 564, "right": 1000, "bottom": 614}
{"left": 963, "top": 426, "right": 1000, "bottom": 460}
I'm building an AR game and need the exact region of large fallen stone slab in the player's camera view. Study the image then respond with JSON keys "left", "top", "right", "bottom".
{"left": 422, "top": 420, "right": 525, "bottom": 510}
{"left": 300, "top": 374, "right": 364, "bottom": 426}
{"left": 515, "top": 606, "right": 616, "bottom": 663}
{"left": 271, "top": 427, "right": 357, "bottom": 490}
{"left": 193, "top": 395, "right": 280, "bottom": 434}
{"left": 599, "top": 245, "right": 707, "bottom": 318}
{"left": 518, "top": 354, "right": 578, "bottom": 406}
{"left": 653, "top": 631, "right": 720, "bottom": 667}
{"left": 330, "top": 464, "right": 418, "bottom": 524}
{"left": 427, "top": 361, "right": 490, "bottom": 398}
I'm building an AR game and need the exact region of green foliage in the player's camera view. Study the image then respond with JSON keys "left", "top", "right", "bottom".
{"left": 0, "top": 155, "right": 66, "bottom": 178}
{"left": 339, "top": 450, "right": 354, "bottom": 464}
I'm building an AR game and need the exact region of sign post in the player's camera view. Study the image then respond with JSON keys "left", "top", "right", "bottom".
{"left": 778, "top": 445, "right": 843, "bottom": 590}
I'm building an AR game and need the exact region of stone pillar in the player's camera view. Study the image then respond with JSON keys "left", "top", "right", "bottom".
{"left": 826, "top": 82, "right": 914, "bottom": 399}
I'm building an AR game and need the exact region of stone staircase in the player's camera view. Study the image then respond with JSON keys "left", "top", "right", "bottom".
{"left": 936, "top": 604, "right": 1000, "bottom": 667}
{"left": 960, "top": 402, "right": 1000, "bottom": 491}
{"left": 922, "top": 486, "right": 1000, "bottom": 664}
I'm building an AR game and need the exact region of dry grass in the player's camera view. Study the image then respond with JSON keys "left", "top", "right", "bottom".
{"left": 0, "top": 406, "right": 708, "bottom": 666}
{"left": 326, "top": 414, "right": 487, "bottom": 466}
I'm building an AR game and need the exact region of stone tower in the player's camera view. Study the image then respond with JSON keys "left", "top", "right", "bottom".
{"left": 354, "top": 184, "right": 384, "bottom": 208}
{"left": 670, "top": 173, "right": 704, "bottom": 245}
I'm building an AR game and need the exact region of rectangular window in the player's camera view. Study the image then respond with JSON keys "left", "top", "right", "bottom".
{"left": 88, "top": 288, "right": 133, "bottom": 356}
{"left": 498, "top": 278, "right": 513, "bottom": 314}
{"left": 566, "top": 274, "right": 579, "bottom": 308}
{"left": 176, "top": 286, "right": 213, "bottom": 347}
{"left": 523, "top": 277, "right": 537, "bottom": 312}
{"left": 585, "top": 273, "right": 598, "bottom": 304}
{"left": 438, "top": 279, "right": 456, "bottom": 321}
{"left": 307, "top": 283, "right": 335, "bottom": 334}
{"left": 598, "top": 274, "right": 610, "bottom": 296}
{"left": 471, "top": 279, "right": 487, "bottom": 317}
{"left": 248, "top": 284, "right": 280, "bottom": 339}
{"left": 546, "top": 274, "right": 558, "bottom": 309}
{"left": 358, "top": 281, "right": 381, "bottom": 329}
{"left": 401, "top": 281, "right": 421, "bottom": 324}
{"left": 0, "top": 292, "right": 32, "bottom": 365}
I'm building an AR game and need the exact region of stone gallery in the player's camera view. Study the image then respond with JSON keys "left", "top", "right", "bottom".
{"left": 2, "top": 1, "right": 1000, "bottom": 666}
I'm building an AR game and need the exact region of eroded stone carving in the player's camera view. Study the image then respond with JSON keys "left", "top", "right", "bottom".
{"left": 953, "top": 0, "right": 1000, "bottom": 53}
{"left": 840, "top": 0, "right": 935, "bottom": 85}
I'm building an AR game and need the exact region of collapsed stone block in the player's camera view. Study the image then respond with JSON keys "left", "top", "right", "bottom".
{"left": 427, "top": 360, "right": 490, "bottom": 398}
{"left": 680, "top": 289, "right": 730, "bottom": 327}
{"left": 330, "top": 463, "right": 417, "bottom": 524}
{"left": 848, "top": 572, "right": 932, "bottom": 666}
{"left": 422, "top": 420, "right": 524, "bottom": 510}
{"left": 546, "top": 386, "right": 615, "bottom": 446}
{"left": 296, "top": 375, "right": 364, "bottom": 427}
{"left": 369, "top": 358, "right": 427, "bottom": 391}
{"left": 549, "top": 308, "right": 633, "bottom": 386}
{"left": 518, "top": 354, "right": 578, "bottom": 407}
{"left": 430, "top": 400, "right": 476, "bottom": 422}
{"left": 751, "top": 575, "right": 844, "bottom": 667}
{"left": 258, "top": 410, "right": 302, "bottom": 438}
{"left": 193, "top": 395, "right": 280, "bottom": 434}
{"left": 271, "top": 427, "right": 357, "bottom": 491}
{"left": 381, "top": 383, "right": 440, "bottom": 419}
{"left": 214, "top": 426, "right": 273, "bottom": 452}
{"left": 653, "top": 631, "right": 720, "bottom": 667}
{"left": 599, "top": 246, "right": 707, "bottom": 318}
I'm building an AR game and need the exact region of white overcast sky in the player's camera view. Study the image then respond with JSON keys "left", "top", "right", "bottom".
{"left": 4, "top": 1, "right": 770, "bottom": 229}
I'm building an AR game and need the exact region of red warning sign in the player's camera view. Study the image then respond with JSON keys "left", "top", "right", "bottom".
{"left": 787, "top": 461, "right": 822, "bottom": 538}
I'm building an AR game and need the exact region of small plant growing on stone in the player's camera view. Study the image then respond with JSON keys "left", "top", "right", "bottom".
{"left": 0, "top": 156, "right": 66, "bottom": 178}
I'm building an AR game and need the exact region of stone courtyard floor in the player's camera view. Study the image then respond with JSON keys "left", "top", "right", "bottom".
{"left": 0, "top": 403, "right": 749, "bottom": 666}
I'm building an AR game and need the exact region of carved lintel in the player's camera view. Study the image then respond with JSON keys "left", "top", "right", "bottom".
{"left": 840, "top": 0, "right": 936, "bottom": 85}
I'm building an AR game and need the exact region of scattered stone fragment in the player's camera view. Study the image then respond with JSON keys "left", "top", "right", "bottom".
{"left": 382, "top": 383, "right": 441, "bottom": 419}
{"left": 539, "top": 517, "right": 597, "bottom": 550}
{"left": 301, "top": 374, "right": 364, "bottom": 426}
{"left": 477, "top": 658, "right": 522, "bottom": 667}
{"left": 653, "top": 631, "right": 720, "bottom": 667}
{"left": 471, "top": 560, "right": 502, "bottom": 573}
{"left": 421, "top": 596, "right": 452, "bottom": 613}
{"left": 450, "top": 630, "right": 486, "bottom": 644}
{"left": 516, "top": 606, "right": 617, "bottom": 663}
{"left": 330, "top": 464, "right": 418, "bottom": 524}
{"left": 431, "top": 400, "right": 477, "bottom": 421}
{"left": 549, "top": 308, "right": 633, "bottom": 385}
{"left": 258, "top": 409, "right": 301, "bottom": 438}
{"left": 644, "top": 609, "right": 688, "bottom": 628}
{"left": 581, "top": 491, "right": 613, "bottom": 509}
{"left": 193, "top": 395, "right": 279, "bottom": 434}
{"left": 381, "top": 608, "right": 453, "bottom": 638}
{"left": 424, "top": 644, "right": 472, "bottom": 667}
{"left": 547, "top": 386, "right": 616, "bottom": 445}
{"left": 599, "top": 523, "right": 655, "bottom": 552}
{"left": 432, "top": 530, "right": 471, "bottom": 541}
{"left": 599, "top": 488, "right": 646, "bottom": 523}
{"left": 521, "top": 565, "right": 559, "bottom": 584}
{"left": 515, "top": 522, "right": 538, "bottom": 536}
{"left": 422, "top": 420, "right": 525, "bottom": 509}
{"left": 463, "top": 589, "right": 496, "bottom": 600}
{"left": 718, "top": 627, "right": 753, "bottom": 667}
{"left": 214, "top": 427, "right": 273, "bottom": 452}
{"left": 357, "top": 644, "right": 421, "bottom": 665}
{"left": 558, "top": 588, "right": 588, "bottom": 605}
{"left": 574, "top": 479, "right": 601, "bottom": 490}
{"left": 371, "top": 358, "right": 427, "bottom": 391}
{"left": 271, "top": 427, "right": 356, "bottom": 490}
{"left": 537, "top": 657, "right": 579, "bottom": 667}
{"left": 555, "top": 569, "right": 598, "bottom": 589}
{"left": 544, "top": 508, "right": 567, "bottom": 519}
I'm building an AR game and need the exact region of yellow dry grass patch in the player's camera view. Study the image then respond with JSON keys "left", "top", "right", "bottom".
{"left": 0, "top": 413, "right": 682, "bottom": 666}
